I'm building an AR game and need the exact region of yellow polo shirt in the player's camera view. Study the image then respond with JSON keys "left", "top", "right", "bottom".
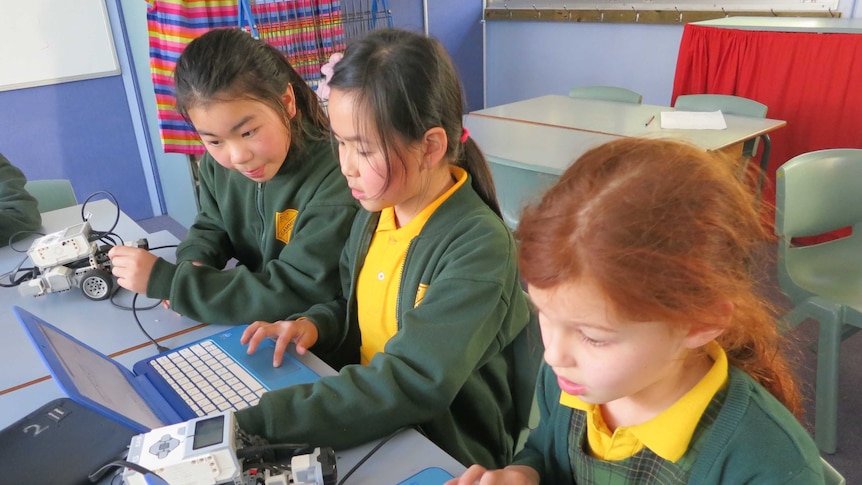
{"left": 356, "top": 166, "right": 468, "bottom": 365}
{"left": 559, "top": 341, "right": 728, "bottom": 462}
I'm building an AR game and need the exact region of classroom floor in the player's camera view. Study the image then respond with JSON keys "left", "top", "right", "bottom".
{"left": 137, "top": 215, "right": 859, "bottom": 481}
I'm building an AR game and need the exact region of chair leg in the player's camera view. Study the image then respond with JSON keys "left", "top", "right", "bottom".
{"left": 810, "top": 301, "right": 843, "bottom": 454}
{"left": 757, "top": 134, "right": 771, "bottom": 195}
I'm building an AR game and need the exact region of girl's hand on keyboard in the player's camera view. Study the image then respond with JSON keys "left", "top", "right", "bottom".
{"left": 241, "top": 319, "right": 320, "bottom": 367}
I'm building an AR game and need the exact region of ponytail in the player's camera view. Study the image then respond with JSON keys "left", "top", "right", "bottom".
{"left": 459, "top": 138, "right": 501, "bottom": 218}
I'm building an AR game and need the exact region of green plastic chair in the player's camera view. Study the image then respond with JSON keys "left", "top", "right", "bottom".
{"left": 487, "top": 159, "right": 559, "bottom": 229}
{"left": 24, "top": 179, "right": 77, "bottom": 213}
{"left": 674, "top": 94, "right": 771, "bottom": 189}
{"left": 568, "top": 85, "right": 643, "bottom": 104}
{"left": 775, "top": 148, "right": 862, "bottom": 454}
{"left": 510, "top": 310, "right": 543, "bottom": 454}
{"left": 822, "top": 457, "right": 846, "bottom": 485}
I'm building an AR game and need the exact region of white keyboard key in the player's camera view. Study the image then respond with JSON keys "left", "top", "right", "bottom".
{"left": 151, "top": 341, "right": 267, "bottom": 413}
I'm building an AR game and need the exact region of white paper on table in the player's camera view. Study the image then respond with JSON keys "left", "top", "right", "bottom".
{"left": 660, "top": 110, "right": 727, "bottom": 130}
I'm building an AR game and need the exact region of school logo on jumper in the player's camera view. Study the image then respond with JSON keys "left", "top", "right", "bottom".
{"left": 414, "top": 283, "right": 429, "bottom": 308}
{"left": 275, "top": 209, "right": 298, "bottom": 244}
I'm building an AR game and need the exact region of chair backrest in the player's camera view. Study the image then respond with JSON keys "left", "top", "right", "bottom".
{"left": 674, "top": 94, "right": 767, "bottom": 118}
{"left": 24, "top": 179, "right": 77, "bottom": 213}
{"left": 488, "top": 158, "right": 559, "bottom": 229}
{"left": 775, "top": 149, "right": 862, "bottom": 239}
{"left": 674, "top": 94, "right": 768, "bottom": 157}
{"left": 568, "top": 85, "right": 643, "bottom": 104}
{"left": 775, "top": 149, "right": 862, "bottom": 304}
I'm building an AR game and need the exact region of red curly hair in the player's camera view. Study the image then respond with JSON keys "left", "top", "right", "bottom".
{"left": 515, "top": 138, "right": 802, "bottom": 418}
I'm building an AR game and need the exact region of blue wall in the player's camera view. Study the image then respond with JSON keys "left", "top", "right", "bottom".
{"left": 0, "top": 0, "right": 155, "bottom": 222}
{"left": 429, "top": 1, "right": 485, "bottom": 112}
{"left": 0, "top": 74, "right": 153, "bottom": 221}
{"left": 486, "top": 21, "right": 683, "bottom": 107}
{"left": 390, "top": 1, "right": 485, "bottom": 112}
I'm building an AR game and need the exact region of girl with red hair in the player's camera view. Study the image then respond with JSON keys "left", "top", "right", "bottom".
{"left": 448, "top": 138, "right": 823, "bottom": 484}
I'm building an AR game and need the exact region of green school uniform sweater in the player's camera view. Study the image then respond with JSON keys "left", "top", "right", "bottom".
{"left": 235, "top": 178, "right": 534, "bottom": 469}
{"left": 147, "top": 133, "right": 358, "bottom": 325}
{"left": 514, "top": 365, "right": 825, "bottom": 484}
{"left": 0, "top": 152, "right": 41, "bottom": 246}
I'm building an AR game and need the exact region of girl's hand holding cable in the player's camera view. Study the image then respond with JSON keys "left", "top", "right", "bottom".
{"left": 108, "top": 245, "right": 158, "bottom": 295}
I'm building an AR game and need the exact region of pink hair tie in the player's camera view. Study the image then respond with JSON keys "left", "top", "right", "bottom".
{"left": 460, "top": 127, "right": 470, "bottom": 144}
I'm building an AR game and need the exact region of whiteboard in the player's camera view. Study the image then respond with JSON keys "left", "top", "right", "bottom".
{"left": 0, "top": 0, "right": 120, "bottom": 92}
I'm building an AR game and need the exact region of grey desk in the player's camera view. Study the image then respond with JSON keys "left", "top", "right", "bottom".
{"left": 0, "top": 201, "right": 465, "bottom": 483}
{"left": 467, "top": 95, "right": 786, "bottom": 227}
{"left": 465, "top": 114, "right": 621, "bottom": 176}
{"left": 464, "top": 114, "right": 622, "bottom": 227}
{"left": 470, "top": 94, "right": 786, "bottom": 155}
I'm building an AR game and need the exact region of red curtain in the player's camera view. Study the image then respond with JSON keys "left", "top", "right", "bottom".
{"left": 672, "top": 24, "right": 862, "bottom": 207}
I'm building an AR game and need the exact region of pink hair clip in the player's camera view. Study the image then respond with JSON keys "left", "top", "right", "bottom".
{"left": 315, "top": 52, "right": 343, "bottom": 101}
{"left": 460, "top": 127, "right": 470, "bottom": 144}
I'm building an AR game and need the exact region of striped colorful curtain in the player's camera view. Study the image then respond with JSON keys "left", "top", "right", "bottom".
{"left": 253, "top": 0, "right": 345, "bottom": 83}
{"left": 146, "top": 0, "right": 237, "bottom": 154}
{"left": 145, "top": 1, "right": 375, "bottom": 155}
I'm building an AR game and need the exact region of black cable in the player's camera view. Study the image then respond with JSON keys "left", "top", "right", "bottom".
{"left": 337, "top": 426, "right": 409, "bottom": 485}
{"left": 100, "top": 237, "right": 177, "bottom": 351}
{"left": 88, "top": 459, "right": 169, "bottom": 485}
{"left": 1, "top": 230, "right": 45, "bottom": 288}
{"left": 110, "top": 289, "right": 161, "bottom": 311}
{"left": 106, "top": 242, "right": 176, "bottom": 312}
{"left": 6, "top": 229, "right": 46, "bottom": 250}
{"left": 8, "top": 230, "right": 45, "bottom": 253}
{"left": 81, "top": 191, "right": 121, "bottom": 238}
{"left": 147, "top": 245, "right": 178, "bottom": 251}
{"left": 0, "top": 269, "right": 37, "bottom": 288}
{"left": 235, "top": 443, "right": 312, "bottom": 459}
{"left": 132, "top": 293, "right": 170, "bottom": 353}
{"left": 95, "top": 231, "right": 124, "bottom": 247}
{"left": 0, "top": 255, "right": 36, "bottom": 287}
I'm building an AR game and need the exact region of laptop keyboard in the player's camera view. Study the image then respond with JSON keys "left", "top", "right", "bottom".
{"left": 149, "top": 340, "right": 266, "bottom": 416}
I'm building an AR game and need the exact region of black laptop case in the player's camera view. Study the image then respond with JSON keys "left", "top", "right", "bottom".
{"left": 0, "top": 398, "right": 136, "bottom": 484}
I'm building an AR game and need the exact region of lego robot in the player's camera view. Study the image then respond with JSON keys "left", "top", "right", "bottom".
{"left": 18, "top": 221, "right": 115, "bottom": 300}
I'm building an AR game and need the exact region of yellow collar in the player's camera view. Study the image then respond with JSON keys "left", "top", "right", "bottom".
{"left": 377, "top": 166, "right": 467, "bottom": 232}
{"left": 560, "top": 341, "right": 728, "bottom": 462}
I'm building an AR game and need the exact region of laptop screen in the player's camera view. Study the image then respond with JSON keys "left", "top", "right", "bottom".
{"left": 40, "top": 323, "right": 163, "bottom": 429}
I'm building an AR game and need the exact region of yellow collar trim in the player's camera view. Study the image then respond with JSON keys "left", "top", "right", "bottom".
{"left": 377, "top": 166, "right": 467, "bottom": 232}
{"left": 559, "top": 341, "right": 728, "bottom": 462}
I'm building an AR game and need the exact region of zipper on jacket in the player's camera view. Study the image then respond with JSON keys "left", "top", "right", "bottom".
{"left": 347, "top": 214, "right": 378, "bottom": 321}
{"left": 395, "top": 238, "right": 417, "bottom": 331}
{"left": 256, "top": 182, "right": 266, "bottom": 247}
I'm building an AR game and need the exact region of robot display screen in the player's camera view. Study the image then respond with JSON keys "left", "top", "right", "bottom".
{"left": 192, "top": 414, "right": 225, "bottom": 450}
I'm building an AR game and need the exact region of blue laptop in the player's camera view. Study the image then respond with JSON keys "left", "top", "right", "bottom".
{"left": 13, "top": 306, "right": 320, "bottom": 433}
{"left": 397, "top": 467, "right": 455, "bottom": 485}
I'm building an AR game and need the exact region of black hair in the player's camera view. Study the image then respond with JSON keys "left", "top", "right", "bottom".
{"left": 173, "top": 28, "right": 329, "bottom": 153}
{"left": 328, "top": 28, "right": 501, "bottom": 217}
